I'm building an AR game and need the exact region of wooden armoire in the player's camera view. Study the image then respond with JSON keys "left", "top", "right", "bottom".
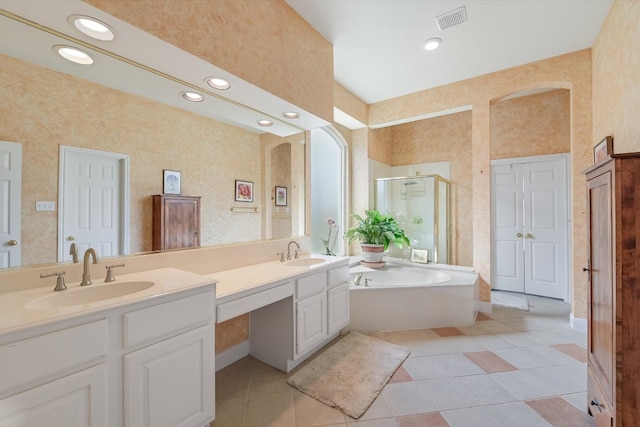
{"left": 585, "top": 153, "right": 640, "bottom": 427}
{"left": 152, "top": 195, "right": 201, "bottom": 250}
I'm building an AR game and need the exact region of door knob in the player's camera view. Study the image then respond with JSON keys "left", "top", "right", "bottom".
{"left": 67, "top": 235, "right": 75, "bottom": 241}
{"left": 7, "top": 240, "right": 18, "bottom": 246}
{"left": 516, "top": 233, "right": 523, "bottom": 238}
{"left": 525, "top": 233, "right": 533, "bottom": 239}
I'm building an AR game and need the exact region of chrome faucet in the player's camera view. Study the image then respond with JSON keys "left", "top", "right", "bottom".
{"left": 287, "top": 240, "right": 300, "bottom": 260}
{"left": 353, "top": 273, "right": 363, "bottom": 285}
{"left": 69, "top": 243, "right": 78, "bottom": 263}
{"left": 80, "top": 248, "right": 99, "bottom": 286}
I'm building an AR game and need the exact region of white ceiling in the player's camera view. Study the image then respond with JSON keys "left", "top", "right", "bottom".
{"left": 286, "top": 0, "right": 613, "bottom": 105}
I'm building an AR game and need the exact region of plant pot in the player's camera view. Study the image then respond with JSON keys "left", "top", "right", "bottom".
{"left": 360, "top": 243, "right": 385, "bottom": 264}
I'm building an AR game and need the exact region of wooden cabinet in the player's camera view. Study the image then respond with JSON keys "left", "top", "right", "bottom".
{"left": 152, "top": 195, "right": 201, "bottom": 250}
{"left": 585, "top": 154, "right": 640, "bottom": 427}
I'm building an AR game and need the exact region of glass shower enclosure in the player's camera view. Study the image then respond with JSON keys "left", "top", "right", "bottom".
{"left": 374, "top": 175, "right": 451, "bottom": 264}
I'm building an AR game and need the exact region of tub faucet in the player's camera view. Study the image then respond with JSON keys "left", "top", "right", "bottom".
{"left": 287, "top": 241, "right": 300, "bottom": 260}
{"left": 80, "top": 248, "right": 99, "bottom": 286}
{"left": 353, "top": 273, "right": 363, "bottom": 285}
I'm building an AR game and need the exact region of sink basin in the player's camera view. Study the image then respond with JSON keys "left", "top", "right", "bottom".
{"left": 27, "top": 281, "right": 155, "bottom": 309}
{"left": 286, "top": 258, "right": 325, "bottom": 267}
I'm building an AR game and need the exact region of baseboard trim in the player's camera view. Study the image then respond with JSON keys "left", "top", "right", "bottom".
{"left": 215, "top": 340, "right": 249, "bottom": 371}
{"left": 570, "top": 314, "right": 587, "bottom": 332}
{"left": 476, "top": 300, "right": 492, "bottom": 314}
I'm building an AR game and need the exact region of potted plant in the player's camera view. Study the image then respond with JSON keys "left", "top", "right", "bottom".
{"left": 344, "top": 209, "right": 410, "bottom": 266}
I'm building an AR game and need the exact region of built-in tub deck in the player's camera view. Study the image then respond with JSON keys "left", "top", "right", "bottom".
{"left": 348, "top": 258, "right": 479, "bottom": 333}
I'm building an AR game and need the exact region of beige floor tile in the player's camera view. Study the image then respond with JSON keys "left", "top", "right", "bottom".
{"left": 380, "top": 382, "right": 437, "bottom": 416}
{"left": 249, "top": 368, "right": 292, "bottom": 399}
{"left": 245, "top": 393, "right": 296, "bottom": 427}
{"left": 293, "top": 390, "right": 347, "bottom": 426}
{"left": 350, "top": 394, "right": 393, "bottom": 421}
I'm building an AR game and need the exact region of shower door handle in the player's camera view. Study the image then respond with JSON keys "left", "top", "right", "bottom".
{"left": 516, "top": 233, "right": 523, "bottom": 238}
{"left": 525, "top": 233, "right": 534, "bottom": 239}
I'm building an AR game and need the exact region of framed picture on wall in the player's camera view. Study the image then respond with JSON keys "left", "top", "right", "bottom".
{"left": 593, "top": 136, "right": 613, "bottom": 164}
{"left": 275, "top": 186, "right": 287, "bottom": 206}
{"left": 235, "top": 180, "right": 253, "bottom": 202}
{"left": 163, "top": 169, "right": 181, "bottom": 195}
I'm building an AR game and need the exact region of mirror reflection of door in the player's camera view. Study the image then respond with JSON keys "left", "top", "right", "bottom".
{"left": 58, "top": 146, "right": 130, "bottom": 261}
{"left": 0, "top": 141, "right": 22, "bottom": 268}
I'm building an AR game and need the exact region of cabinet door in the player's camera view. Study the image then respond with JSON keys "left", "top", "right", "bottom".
{"left": 296, "top": 293, "right": 327, "bottom": 355}
{"left": 328, "top": 282, "right": 350, "bottom": 334}
{"left": 587, "top": 170, "right": 615, "bottom": 405}
{"left": 124, "top": 325, "right": 214, "bottom": 427}
{"left": 0, "top": 364, "right": 107, "bottom": 427}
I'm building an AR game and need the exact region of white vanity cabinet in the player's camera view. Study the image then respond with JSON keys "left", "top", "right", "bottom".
{"left": 0, "top": 320, "right": 109, "bottom": 426}
{"left": 0, "top": 283, "right": 216, "bottom": 427}
{"left": 249, "top": 262, "right": 350, "bottom": 372}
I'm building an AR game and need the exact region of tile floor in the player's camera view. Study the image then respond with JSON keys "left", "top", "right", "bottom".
{"left": 212, "top": 295, "right": 595, "bottom": 427}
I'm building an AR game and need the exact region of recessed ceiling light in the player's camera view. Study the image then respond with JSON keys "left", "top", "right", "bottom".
{"left": 206, "top": 77, "right": 231, "bottom": 90}
{"left": 282, "top": 112, "right": 300, "bottom": 119}
{"left": 423, "top": 37, "right": 442, "bottom": 51}
{"left": 69, "top": 15, "right": 115, "bottom": 41}
{"left": 54, "top": 45, "right": 94, "bottom": 65}
{"left": 257, "top": 119, "right": 273, "bottom": 127}
{"left": 181, "top": 91, "right": 204, "bottom": 102}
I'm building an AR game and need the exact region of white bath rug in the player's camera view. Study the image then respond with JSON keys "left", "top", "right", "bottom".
{"left": 492, "top": 290, "right": 530, "bottom": 311}
{"left": 287, "top": 331, "right": 410, "bottom": 419}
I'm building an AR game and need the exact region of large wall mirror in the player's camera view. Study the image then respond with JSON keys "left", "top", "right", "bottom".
{"left": 0, "top": 2, "right": 324, "bottom": 269}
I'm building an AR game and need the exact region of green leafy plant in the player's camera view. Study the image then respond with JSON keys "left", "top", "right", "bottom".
{"left": 344, "top": 209, "right": 410, "bottom": 251}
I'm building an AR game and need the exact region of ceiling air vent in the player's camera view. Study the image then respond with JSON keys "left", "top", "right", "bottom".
{"left": 435, "top": 6, "right": 468, "bottom": 31}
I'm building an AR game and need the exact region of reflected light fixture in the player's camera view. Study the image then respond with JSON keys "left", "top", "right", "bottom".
{"left": 257, "top": 119, "right": 273, "bottom": 127}
{"left": 54, "top": 45, "right": 94, "bottom": 65}
{"left": 181, "top": 91, "right": 204, "bottom": 102}
{"left": 423, "top": 37, "right": 442, "bottom": 51}
{"left": 70, "top": 15, "right": 115, "bottom": 41}
{"left": 206, "top": 77, "right": 231, "bottom": 90}
{"left": 282, "top": 111, "right": 300, "bottom": 119}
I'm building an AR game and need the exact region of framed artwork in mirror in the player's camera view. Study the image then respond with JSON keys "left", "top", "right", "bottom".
{"left": 235, "top": 180, "right": 253, "bottom": 202}
{"left": 593, "top": 136, "right": 613, "bottom": 164}
{"left": 163, "top": 169, "right": 181, "bottom": 195}
{"left": 275, "top": 186, "right": 287, "bottom": 206}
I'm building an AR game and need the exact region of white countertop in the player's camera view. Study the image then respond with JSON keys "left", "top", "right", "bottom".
{"left": 0, "top": 267, "right": 217, "bottom": 335}
{"left": 208, "top": 254, "right": 349, "bottom": 305}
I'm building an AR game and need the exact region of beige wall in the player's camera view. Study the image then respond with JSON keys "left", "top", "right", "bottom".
{"left": 491, "top": 90, "right": 571, "bottom": 159}
{"left": 592, "top": 0, "right": 640, "bottom": 154}
{"left": 360, "top": 49, "right": 592, "bottom": 317}
{"left": 86, "top": 0, "right": 334, "bottom": 124}
{"left": 1, "top": 54, "right": 264, "bottom": 265}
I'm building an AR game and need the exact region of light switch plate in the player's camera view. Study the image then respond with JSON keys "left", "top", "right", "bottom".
{"left": 35, "top": 201, "right": 55, "bottom": 211}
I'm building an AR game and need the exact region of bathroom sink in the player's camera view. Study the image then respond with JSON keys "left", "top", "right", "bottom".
{"left": 286, "top": 258, "right": 325, "bottom": 267}
{"left": 27, "top": 281, "right": 155, "bottom": 309}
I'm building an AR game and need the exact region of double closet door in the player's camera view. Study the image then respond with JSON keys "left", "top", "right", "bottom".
{"left": 491, "top": 155, "right": 568, "bottom": 299}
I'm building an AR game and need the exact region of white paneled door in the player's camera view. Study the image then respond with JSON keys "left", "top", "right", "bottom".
{"left": 59, "top": 146, "right": 129, "bottom": 261}
{"left": 491, "top": 155, "right": 568, "bottom": 300}
{"left": 0, "top": 141, "right": 22, "bottom": 268}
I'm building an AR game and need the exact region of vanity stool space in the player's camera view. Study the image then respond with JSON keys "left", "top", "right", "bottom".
{"left": 0, "top": 272, "right": 216, "bottom": 427}
{"left": 214, "top": 257, "right": 350, "bottom": 373}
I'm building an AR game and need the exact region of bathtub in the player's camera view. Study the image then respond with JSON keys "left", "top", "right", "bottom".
{"left": 348, "top": 258, "right": 479, "bottom": 333}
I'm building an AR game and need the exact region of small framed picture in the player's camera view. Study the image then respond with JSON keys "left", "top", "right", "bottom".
{"left": 410, "top": 248, "right": 429, "bottom": 264}
{"left": 163, "top": 169, "right": 181, "bottom": 195}
{"left": 593, "top": 136, "right": 613, "bottom": 164}
{"left": 275, "top": 186, "right": 287, "bottom": 206}
{"left": 235, "top": 180, "right": 254, "bottom": 202}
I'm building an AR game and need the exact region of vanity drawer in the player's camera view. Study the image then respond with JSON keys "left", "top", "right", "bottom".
{"left": 0, "top": 319, "right": 108, "bottom": 396}
{"left": 328, "top": 265, "right": 349, "bottom": 288}
{"left": 296, "top": 271, "right": 326, "bottom": 299}
{"left": 217, "top": 282, "right": 294, "bottom": 322}
{"left": 123, "top": 291, "right": 213, "bottom": 348}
